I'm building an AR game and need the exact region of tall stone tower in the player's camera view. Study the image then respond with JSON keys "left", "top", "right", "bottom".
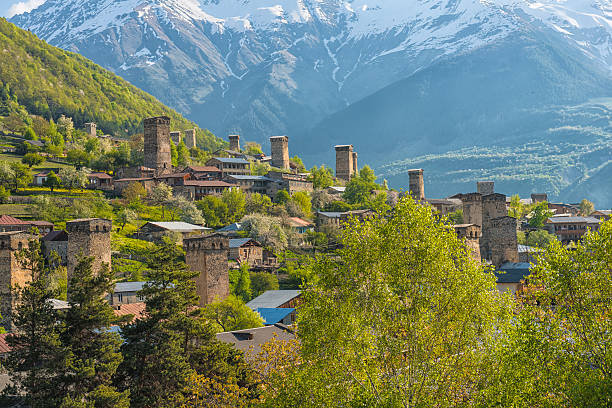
{"left": 229, "top": 135, "right": 240, "bottom": 152}
{"left": 453, "top": 224, "right": 481, "bottom": 262}
{"left": 459, "top": 193, "right": 483, "bottom": 227}
{"left": 489, "top": 216, "right": 519, "bottom": 267}
{"left": 84, "top": 122, "right": 97, "bottom": 138}
{"left": 270, "top": 136, "right": 290, "bottom": 170}
{"left": 408, "top": 169, "right": 425, "bottom": 201}
{"left": 170, "top": 131, "right": 182, "bottom": 146}
{"left": 335, "top": 145, "right": 355, "bottom": 181}
{"left": 184, "top": 129, "right": 197, "bottom": 148}
{"left": 184, "top": 234, "right": 230, "bottom": 307}
{"left": 66, "top": 219, "right": 112, "bottom": 282}
{"left": 144, "top": 116, "right": 172, "bottom": 175}
{"left": 481, "top": 193, "right": 508, "bottom": 257}
{"left": 477, "top": 181, "right": 495, "bottom": 195}
{"left": 531, "top": 193, "right": 548, "bottom": 203}
{"left": 0, "top": 232, "right": 32, "bottom": 331}
{"left": 352, "top": 151, "right": 358, "bottom": 175}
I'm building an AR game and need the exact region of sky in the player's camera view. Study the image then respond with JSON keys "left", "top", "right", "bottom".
{"left": 1, "top": 0, "right": 46, "bottom": 18}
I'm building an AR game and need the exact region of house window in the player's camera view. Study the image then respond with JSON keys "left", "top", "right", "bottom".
{"left": 117, "top": 293, "right": 123, "bottom": 303}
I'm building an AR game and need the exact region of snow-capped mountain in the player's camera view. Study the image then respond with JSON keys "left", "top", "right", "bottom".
{"left": 9, "top": 0, "right": 612, "bottom": 205}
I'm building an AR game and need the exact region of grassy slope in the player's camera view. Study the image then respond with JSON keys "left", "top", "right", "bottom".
{"left": 0, "top": 19, "right": 224, "bottom": 150}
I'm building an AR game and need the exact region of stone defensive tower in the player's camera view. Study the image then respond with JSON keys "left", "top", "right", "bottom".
{"left": 408, "top": 169, "right": 425, "bottom": 201}
{"left": 184, "top": 234, "right": 230, "bottom": 307}
{"left": 229, "top": 134, "right": 240, "bottom": 152}
{"left": 0, "top": 232, "right": 32, "bottom": 331}
{"left": 531, "top": 193, "right": 548, "bottom": 203}
{"left": 144, "top": 116, "right": 172, "bottom": 176}
{"left": 477, "top": 181, "right": 495, "bottom": 196}
{"left": 270, "top": 136, "right": 290, "bottom": 170}
{"left": 170, "top": 131, "right": 182, "bottom": 146}
{"left": 488, "top": 216, "right": 519, "bottom": 267}
{"left": 66, "top": 219, "right": 112, "bottom": 283}
{"left": 335, "top": 145, "right": 355, "bottom": 181}
{"left": 84, "top": 122, "right": 97, "bottom": 138}
{"left": 481, "top": 193, "right": 508, "bottom": 258}
{"left": 459, "top": 193, "right": 483, "bottom": 227}
{"left": 184, "top": 129, "right": 197, "bottom": 148}
{"left": 453, "top": 224, "right": 481, "bottom": 262}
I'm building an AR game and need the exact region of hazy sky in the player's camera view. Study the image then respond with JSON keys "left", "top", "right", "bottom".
{"left": 1, "top": 0, "right": 45, "bottom": 18}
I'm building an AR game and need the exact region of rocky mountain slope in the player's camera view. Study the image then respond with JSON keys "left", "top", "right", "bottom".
{"left": 10, "top": 0, "right": 612, "bottom": 205}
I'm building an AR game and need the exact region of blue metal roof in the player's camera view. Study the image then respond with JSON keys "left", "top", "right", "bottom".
{"left": 212, "top": 157, "right": 250, "bottom": 164}
{"left": 255, "top": 308, "right": 295, "bottom": 325}
{"left": 247, "top": 290, "right": 301, "bottom": 310}
{"left": 114, "top": 281, "right": 147, "bottom": 293}
{"left": 218, "top": 223, "right": 244, "bottom": 232}
{"left": 229, "top": 238, "right": 254, "bottom": 248}
{"left": 228, "top": 175, "right": 271, "bottom": 181}
{"left": 495, "top": 262, "right": 533, "bottom": 283}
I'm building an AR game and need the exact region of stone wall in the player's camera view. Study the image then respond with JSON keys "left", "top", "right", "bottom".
{"left": 335, "top": 145, "right": 354, "bottom": 181}
{"left": 531, "top": 193, "right": 548, "bottom": 203}
{"left": 352, "top": 151, "right": 358, "bottom": 174}
{"left": 270, "top": 136, "right": 290, "bottom": 170}
{"left": 170, "top": 131, "right": 182, "bottom": 146}
{"left": 460, "top": 193, "right": 483, "bottom": 227}
{"left": 84, "top": 122, "right": 97, "bottom": 138}
{"left": 144, "top": 116, "right": 172, "bottom": 176}
{"left": 66, "top": 219, "right": 112, "bottom": 283}
{"left": 408, "top": 169, "right": 425, "bottom": 201}
{"left": 229, "top": 135, "right": 240, "bottom": 152}
{"left": 0, "top": 232, "right": 32, "bottom": 331}
{"left": 454, "top": 224, "right": 481, "bottom": 262}
{"left": 184, "top": 234, "right": 230, "bottom": 307}
{"left": 481, "top": 193, "right": 508, "bottom": 259}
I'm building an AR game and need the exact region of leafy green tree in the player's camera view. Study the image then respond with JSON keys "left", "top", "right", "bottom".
{"left": 528, "top": 201, "right": 553, "bottom": 229}
{"left": 171, "top": 141, "right": 178, "bottom": 167}
{"left": 43, "top": 170, "right": 62, "bottom": 192}
{"left": 525, "top": 229, "right": 557, "bottom": 248}
{"left": 59, "top": 257, "right": 129, "bottom": 406}
{"left": 290, "top": 192, "right": 312, "bottom": 217}
{"left": 0, "top": 185, "right": 10, "bottom": 203}
{"left": 84, "top": 137, "right": 100, "bottom": 154}
{"left": 447, "top": 209, "right": 464, "bottom": 224}
{"left": 242, "top": 214, "right": 288, "bottom": 250}
{"left": 250, "top": 271, "right": 279, "bottom": 298}
{"left": 221, "top": 189, "right": 246, "bottom": 223}
{"left": 122, "top": 181, "right": 147, "bottom": 203}
{"left": 196, "top": 195, "right": 228, "bottom": 227}
{"left": 149, "top": 182, "right": 173, "bottom": 220}
{"left": 203, "top": 295, "right": 264, "bottom": 333}
{"left": 290, "top": 155, "right": 306, "bottom": 172}
{"left": 245, "top": 193, "right": 273, "bottom": 214}
{"left": 169, "top": 195, "right": 205, "bottom": 225}
{"left": 579, "top": 198, "right": 595, "bottom": 216}
{"left": 229, "top": 263, "right": 252, "bottom": 302}
{"left": 66, "top": 148, "right": 91, "bottom": 169}
{"left": 310, "top": 190, "right": 333, "bottom": 210}
{"left": 343, "top": 166, "right": 378, "bottom": 206}
{"left": 251, "top": 161, "right": 272, "bottom": 176}
{"left": 0, "top": 161, "right": 32, "bottom": 191}
{"left": 325, "top": 200, "right": 353, "bottom": 212}
{"left": 57, "top": 115, "right": 74, "bottom": 141}
{"left": 275, "top": 190, "right": 290, "bottom": 205}
{"left": 261, "top": 197, "right": 512, "bottom": 406}
{"left": 308, "top": 165, "right": 334, "bottom": 190}
{"left": 480, "top": 220, "right": 612, "bottom": 407}
{"left": 5, "top": 238, "right": 66, "bottom": 408}
{"left": 21, "top": 152, "right": 45, "bottom": 168}
{"left": 244, "top": 141, "right": 263, "bottom": 155}
{"left": 117, "top": 208, "right": 138, "bottom": 230}
{"left": 23, "top": 126, "right": 37, "bottom": 140}
{"left": 177, "top": 141, "right": 190, "bottom": 167}
{"left": 508, "top": 194, "right": 528, "bottom": 219}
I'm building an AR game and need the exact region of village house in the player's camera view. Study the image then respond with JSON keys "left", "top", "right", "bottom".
{"left": 87, "top": 172, "right": 113, "bottom": 191}
{"left": 175, "top": 180, "right": 238, "bottom": 200}
{"left": 206, "top": 157, "right": 250, "bottom": 177}
{"left": 216, "top": 324, "right": 296, "bottom": 360}
{"left": 229, "top": 238, "right": 263, "bottom": 266}
{"left": 495, "top": 262, "right": 532, "bottom": 295}
{"left": 287, "top": 217, "right": 314, "bottom": 234}
{"left": 113, "top": 178, "right": 155, "bottom": 195}
{"left": 247, "top": 290, "right": 302, "bottom": 310}
{"left": 225, "top": 175, "right": 272, "bottom": 195}
{"left": 155, "top": 172, "right": 192, "bottom": 187}
{"left": 108, "top": 281, "right": 146, "bottom": 306}
{"left": 0, "top": 215, "right": 53, "bottom": 235}
{"left": 183, "top": 165, "right": 223, "bottom": 180}
{"left": 591, "top": 210, "right": 611, "bottom": 221}
{"left": 42, "top": 230, "right": 68, "bottom": 265}
{"left": 32, "top": 170, "right": 53, "bottom": 186}
{"left": 545, "top": 216, "right": 602, "bottom": 244}
{"left": 136, "top": 221, "right": 210, "bottom": 243}
{"left": 265, "top": 171, "right": 313, "bottom": 195}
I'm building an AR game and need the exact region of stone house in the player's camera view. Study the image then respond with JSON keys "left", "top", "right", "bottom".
{"left": 0, "top": 215, "right": 53, "bottom": 235}
{"left": 225, "top": 175, "right": 272, "bottom": 195}
{"left": 229, "top": 238, "right": 263, "bottom": 266}
{"left": 33, "top": 170, "right": 51, "bottom": 186}
{"left": 546, "top": 216, "right": 601, "bottom": 244}
{"left": 175, "top": 180, "right": 238, "bottom": 200}
{"left": 287, "top": 217, "right": 314, "bottom": 234}
{"left": 591, "top": 210, "right": 611, "bottom": 221}
{"left": 155, "top": 172, "right": 192, "bottom": 187}
{"left": 265, "top": 171, "right": 313, "bottom": 196}
{"left": 206, "top": 157, "right": 250, "bottom": 177}
{"left": 184, "top": 165, "right": 223, "bottom": 180}
{"left": 42, "top": 230, "right": 68, "bottom": 265}
{"left": 113, "top": 178, "right": 155, "bottom": 195}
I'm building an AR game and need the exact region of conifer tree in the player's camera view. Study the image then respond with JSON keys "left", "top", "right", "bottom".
{"left": 58, "top": 256, "right": 129, "bottom": 406}
{"left": 5, "top": 239, "right": 66, "bottom": 408}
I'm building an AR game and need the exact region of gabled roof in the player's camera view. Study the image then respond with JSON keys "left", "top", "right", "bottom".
{"left": 229, "top": 238, "right": 259, "bottom": 248}
{"left": 0, "top": 215, "right": 28, "bottom": 225}
{"left": 114, "top": 281, "right": 147, "bottom": 293}
{"left": 88, "top": 172, "right": 112, "bottom": 179}
{"left": 209, "top": 157, "right": 249, "bottom": 164}
{"left": 42, "top": 230, "right": 68, "bottom": 242}
{"left": 183, "top": 180, "right": 236, "bottom": 187}
{"left": 495, "top": 262, "right": 533, "bottom": 283}
{"left": 141, "top": 221, "right": 210, "bottom": 232}
{"left": 317, "top": 211, "right": 343, "bottom": 218}
{"left": 157, "top": 173, "right": 189, "bottom": 178}
{"left": 113, "top": 302, "right": 146, "bottom": 321}
{"left": 288, "top": 217, "right": 314, "bottom": 228}
{"left": 547, "top": 216, "right": 601, "bottom": 224}
{"left": 217, "top": 223, "right": 244, "bottom": 232}
{"left": 29, "top": 220, "right": 54, "bottom": 227}
{"left": 247, "top": 290, "right": 301, "bottom": 310}
{"left": 255, "top": 308, "right": 295, "bottom": 325}
{"left": 216, "top": 324, "right": 296, "bottom": 357}
{"left": 186, "top": 165, "right": 221, "bottom": 172}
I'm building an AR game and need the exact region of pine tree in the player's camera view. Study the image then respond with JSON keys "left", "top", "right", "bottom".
{"left": 5, "top": 239, "right": 66, "bottom": 407}
{"left": 58, "top": 256, "right": 129, "bottom": 406}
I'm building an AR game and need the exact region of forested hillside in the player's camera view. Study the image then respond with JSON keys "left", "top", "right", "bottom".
{"left": 0, "top": 19, "right": 223, "bottom": 150}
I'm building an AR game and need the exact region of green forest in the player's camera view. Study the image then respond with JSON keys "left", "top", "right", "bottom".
{"left": 0, "top": 19, "right": 223, "bottom": 151}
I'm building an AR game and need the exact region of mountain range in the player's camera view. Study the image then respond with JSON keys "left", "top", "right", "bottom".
{"left": 10, "top": 0, "right": 612, "bottom": 206}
